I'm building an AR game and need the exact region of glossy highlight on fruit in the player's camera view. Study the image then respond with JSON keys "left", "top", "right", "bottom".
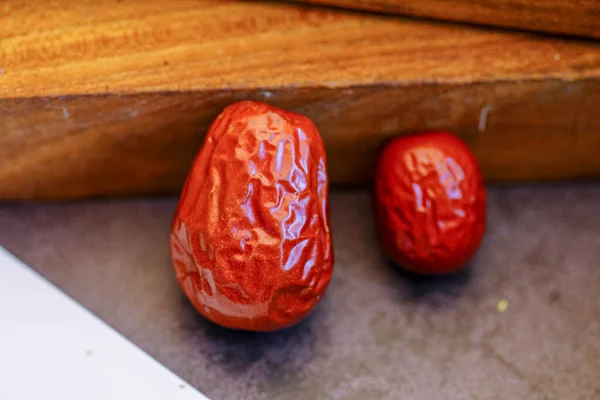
{"left": 170, "top": 100, "right": 333, "bottom": 331}
{"left": 374, "top": 131, "right": 486, "bottom": 274}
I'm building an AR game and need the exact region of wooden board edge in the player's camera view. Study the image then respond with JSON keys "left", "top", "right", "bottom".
{"left": 1, "top": 77, "right": 600, "bottom": 200}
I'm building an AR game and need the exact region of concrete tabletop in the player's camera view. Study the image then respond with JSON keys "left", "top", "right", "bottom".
{"left": 0, "top": 186, "right": 599, "bottom": 400}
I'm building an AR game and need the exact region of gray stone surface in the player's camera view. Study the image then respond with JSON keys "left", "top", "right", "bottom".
{"left": 0, "top": 186, "right": 599, "bottom": 400}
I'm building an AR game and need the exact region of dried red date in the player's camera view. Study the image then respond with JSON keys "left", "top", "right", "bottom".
{"left": 374, "top": 131, "right": 486, "bottom": 274}
{"left": 170, "top": 101, "right": 333, "bottom": 331}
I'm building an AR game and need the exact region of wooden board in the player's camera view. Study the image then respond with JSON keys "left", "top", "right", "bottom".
{"left": 1, "top": 0, "right": 600, "bottom": 199}
{"left": 294, "top": 0, "right": 600, "bottom": 40}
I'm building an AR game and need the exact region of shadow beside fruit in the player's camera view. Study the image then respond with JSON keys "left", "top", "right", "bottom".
{"left": 387, "top": 259, "right": 474, "bottom": 305}
{"left": 177, "top": 290, "right": 330, "bottom": 390}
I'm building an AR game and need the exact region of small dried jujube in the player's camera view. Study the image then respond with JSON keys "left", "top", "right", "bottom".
{"left": 170, "top": 100, "right": 333, "bottom": 331}
{"left": 374, "top": 131, "right": 486, "bottom": 274}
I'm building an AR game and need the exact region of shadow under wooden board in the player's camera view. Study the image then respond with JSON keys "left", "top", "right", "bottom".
{"left": 292, "top": 0, "right": 600, "bottom": 40}
{"left": 1, "top": 0, "right": 600, "bottom": 199}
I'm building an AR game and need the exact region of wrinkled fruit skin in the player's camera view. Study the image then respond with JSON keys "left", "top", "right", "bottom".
{"left": 170, "top": 101, "right": 333, "bottom": 331}
{"left": 374, "top": 131, "right": 486, "bottom": 274}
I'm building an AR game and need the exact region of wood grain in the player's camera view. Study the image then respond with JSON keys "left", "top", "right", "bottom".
{"left": 293, "top": 0, "right": 600, "bottom": 40}
{"left": 1, "top": 0, "right": 600, "bottom": 199}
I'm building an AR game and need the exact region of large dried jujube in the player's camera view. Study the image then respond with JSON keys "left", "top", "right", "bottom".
{"left": 170, "top": 101, "right": 333, "bottom": 331}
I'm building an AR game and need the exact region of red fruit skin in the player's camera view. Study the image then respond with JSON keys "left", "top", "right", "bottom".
{"left": 170, "top": 101, "right": 333, "bottom": 331}
{"left": 374, "top": 131, "right": 486, "bottom": 274}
